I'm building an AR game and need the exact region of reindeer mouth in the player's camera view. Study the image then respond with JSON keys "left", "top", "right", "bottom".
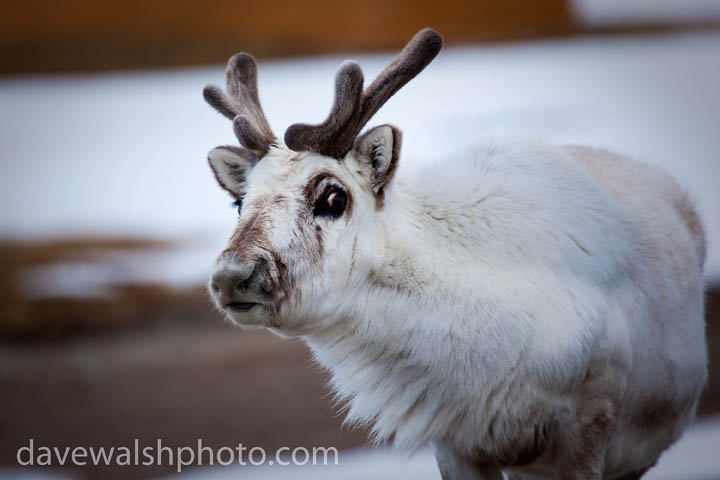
{"left": 225, "top": 302, "right": 258, "bottom": 312}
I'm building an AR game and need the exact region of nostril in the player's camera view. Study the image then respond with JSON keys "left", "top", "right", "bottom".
{"left": 234, "top": 277, "right": 251, "bottom": 291}
{"left": 234, "top": 263, "right": 257, "bottom": 290}
{"left": 212, "top": 260, "right": 261, "bottom": 294}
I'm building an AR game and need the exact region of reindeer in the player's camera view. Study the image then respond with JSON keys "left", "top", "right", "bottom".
{"left": 202, "top": 29, "right": 707, "bottom": 479}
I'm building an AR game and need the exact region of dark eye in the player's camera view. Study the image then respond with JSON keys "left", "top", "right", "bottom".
{"left": 231, "top": 198, "right": 243, "bottom": 216}
{"left": 314, "top": 187, "right": 347, "bottom": 219}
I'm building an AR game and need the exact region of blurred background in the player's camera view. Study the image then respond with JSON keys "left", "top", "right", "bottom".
{"left": 1, "top": 1, "right": 720, "bottom": 479}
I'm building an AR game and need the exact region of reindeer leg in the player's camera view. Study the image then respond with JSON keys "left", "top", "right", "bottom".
{"left": 432, "top": 441, "right": 503, "bottom": 480}
{"left": 616, "top": 468, "right": 651, "bottom": 480}
{"left": 556, "top": 402, "right": 616, "bottom": 480}
{"left": 556, "top": 398, "right": 617, "bottom": 480}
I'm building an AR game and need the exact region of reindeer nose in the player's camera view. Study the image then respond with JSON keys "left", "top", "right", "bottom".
{"left": 210, "top": 261, "right": 258, "bottom": 297}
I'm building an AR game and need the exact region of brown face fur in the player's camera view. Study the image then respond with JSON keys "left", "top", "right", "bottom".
{"left": 207, "top": 124, "right": 400, "bottom": 333}
{"left": 209, "top": 147, "right": 357, "bottom": 331}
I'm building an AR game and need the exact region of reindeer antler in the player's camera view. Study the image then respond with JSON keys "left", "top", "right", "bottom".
{"left": 203, "top": 53, "right": 276, "bottom": 157}
{"left": 284, "top": 28, "right": 443, "bottom": 159}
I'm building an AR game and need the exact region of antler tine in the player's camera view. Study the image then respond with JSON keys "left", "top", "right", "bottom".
{"left": 284, "top": 61, "right": 364, "bottom": 158}
{"left": 284, "top": 28, "right": 442, "bottom": 159}
{"left": 357, "top": 28, "right": 442, "bottom": 134}
{"left": 203, "top": 53, "right": 276, "bottom": 156}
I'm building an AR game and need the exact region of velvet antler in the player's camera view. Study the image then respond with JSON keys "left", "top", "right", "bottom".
{"left": 284, "top": 28, "right": 443, "bottom": 159}
{"left": 203, "top": 53, "right": 276, "bottom": 157}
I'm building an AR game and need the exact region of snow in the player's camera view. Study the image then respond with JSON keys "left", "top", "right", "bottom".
{"left": 1, "top": 31, "right": 719, "bottom": 290}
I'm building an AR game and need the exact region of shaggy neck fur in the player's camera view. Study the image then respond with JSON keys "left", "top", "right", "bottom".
{"left": 303, "top": 137, "right": 641, "bottom": 453}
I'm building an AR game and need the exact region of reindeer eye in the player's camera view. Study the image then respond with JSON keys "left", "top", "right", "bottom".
{"left": 231, "top": 198, "right": 243, "bottom": 216}
{"left": 314, "top": 187, "right": 347, "bottom": 219}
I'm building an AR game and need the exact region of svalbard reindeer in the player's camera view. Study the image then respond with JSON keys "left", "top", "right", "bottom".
{"left": 203, "top": 28, "right": 707, "bottom": 480}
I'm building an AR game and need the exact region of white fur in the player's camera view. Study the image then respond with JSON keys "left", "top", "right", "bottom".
{"left": 211, "top": 135, "right": 707, "bottom": 479}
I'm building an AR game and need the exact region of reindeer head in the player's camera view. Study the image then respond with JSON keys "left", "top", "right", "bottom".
{"left": 206, "top": 28, "right": 442, "bottom": 333}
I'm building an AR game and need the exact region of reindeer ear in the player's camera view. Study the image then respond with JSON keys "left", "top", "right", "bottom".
{"left": 208, "top": 146, "right": 258, "bottom": 197}
{"left": 353, "top": 125, "right": 402, "bottom": 195}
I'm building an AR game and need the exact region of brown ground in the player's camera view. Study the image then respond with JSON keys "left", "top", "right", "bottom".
{"left": 0, "top": 240, "right": 718, "bottom": 479}
{"left": 1, "top": 321, "right": 367, "bottom": 479}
